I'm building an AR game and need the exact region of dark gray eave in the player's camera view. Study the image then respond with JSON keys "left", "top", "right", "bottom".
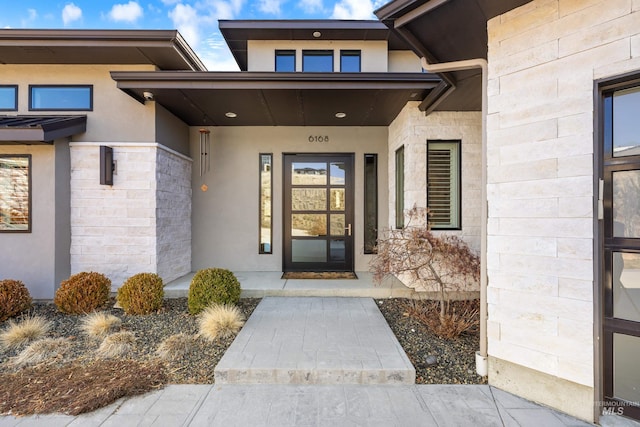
{"left": 0, "top": 115, "right": 87, "bottom": 144}
{"left": 375, "top": 0, "right": 532, "bottom": 112}
{"left": 0, "top": 29, "right": 206, "bottom": 71}
{"left": 111, "top": 71, "right": 439, "bottom": 126}
{"left": 219, "top": 19, "right": 409, "bottom": 71}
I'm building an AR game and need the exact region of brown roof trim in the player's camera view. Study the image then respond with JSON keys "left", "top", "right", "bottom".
{"left": 0, "top": 29, "right": 206, "bottom": 71}
{"left": 110, "top": 71, "right": 441, "bottom": 90}
{"left": 0, "top": 115, "right": 87, "bottom": 143}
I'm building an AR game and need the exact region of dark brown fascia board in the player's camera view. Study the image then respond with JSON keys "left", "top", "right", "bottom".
{"left": 0, "top": 29, "right": 206, "bottom": 71}
{"left": 374, "top": 0, "right": 423, "bottom": 20}
{"left": 110, "top": 71, "right": 440, "bottom": 90}
{"left": 219, "top": 19, "right": 388, "bottom": 32}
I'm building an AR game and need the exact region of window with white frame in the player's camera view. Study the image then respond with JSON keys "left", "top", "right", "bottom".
{"left": 427, "top": 140, "right": 460, "bottom": 229}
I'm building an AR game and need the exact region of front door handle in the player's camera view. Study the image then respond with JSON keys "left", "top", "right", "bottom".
{"left": 345, "top": 224, "right": 352, "bottom": 236}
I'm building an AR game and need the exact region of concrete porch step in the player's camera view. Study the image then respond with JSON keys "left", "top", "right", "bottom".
{"left": 163, "top": 271, "right": 419, "bottom": 299}
{"left": 214, "top": 297, "right": 416, "bottom": 385}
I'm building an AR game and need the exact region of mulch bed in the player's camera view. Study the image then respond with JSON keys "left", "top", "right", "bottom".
{"left": 0, "top": 296, "right": 484, "bottom": 416}
{"left": 281, "top": 271, "right": 358, "bottom": 279}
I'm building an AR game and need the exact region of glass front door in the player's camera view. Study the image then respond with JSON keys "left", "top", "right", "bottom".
{"left": 283, "top": 154, "right": 354, "bottom": 272}
{"left": 602, "top": 81, "right": 640, "bottom": 420}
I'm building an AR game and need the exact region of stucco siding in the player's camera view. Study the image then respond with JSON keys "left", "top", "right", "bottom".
{"left": 190, "top": 126, "right": 389, "bottom": 273}
{"left": 486, "top": 0, "right": 640, "bottom": 420}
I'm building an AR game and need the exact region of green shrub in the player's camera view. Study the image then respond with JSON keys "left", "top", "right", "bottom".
{"left": 116, "top": 273, "right": 164, "bottom": 315}
{"left": 188, "top": 268, "right": 241, "bottom": 315}
{"left": 0, "top": 279, "right": 32, "bottom": 322}
{"left": 54, "top": 272, "right": 111, "bottom": 314}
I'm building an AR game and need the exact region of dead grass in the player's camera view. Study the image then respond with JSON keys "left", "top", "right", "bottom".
{"left": 79, "top": 312, "right": 122, "bottom": 339}
{"left": 0, "top": 359, "right": 167, "bottom": 416}
{"left": 156, "top": 333, "right": 198, "bottom": 360}
{"left": 198, "top": 304, "right": 245, "bottom": 341}
{"left": 404, "top": 299, "right": 479, "bottom": 339}
{"left": 96, "top": 331, "right": 135, "bottom": 358}
{"left": 13, "top": 338, "right": 71, "bottom": 367}
{"left": 0, "top": 316, "right": 50, "bottom": 350}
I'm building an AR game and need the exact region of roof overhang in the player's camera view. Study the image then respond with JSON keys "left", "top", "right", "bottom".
{"left": 375, "top": 0, "right": 532, "bottom": 112}
{"left": 219, "top": 20, "right": 409, "bottom": 71}
{"left": 0, "top": 29, "right": 206, "bottom": 71}
{"left": 111, "top": 71, "right": 440, "bottom": 126}
{"left": 0, "top": 115, "right": 87, "bottom": 144}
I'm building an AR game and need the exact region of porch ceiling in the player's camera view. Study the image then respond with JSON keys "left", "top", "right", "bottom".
{"left": 110, "top": 71, "right": 440, "bottom": 126}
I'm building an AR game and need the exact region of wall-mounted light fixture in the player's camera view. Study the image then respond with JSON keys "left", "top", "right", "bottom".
{"left": 100, "top": 145, "right": 114, "bottom": 185}
{"left": 199, "top": 128, "right": 211, "bottom": 177}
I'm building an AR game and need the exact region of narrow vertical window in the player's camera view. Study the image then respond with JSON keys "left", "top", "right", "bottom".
{"left": 340, "top": 50, "right": 361, "bottom": 72}
{"left": 259, "top": 154, "right": 273, "bottom": 253}
{"left": 427, "top": 140, "right": 461, "bottom": 229}
{"left": 275, "top": 50, "right": 295, "bottom": 72}
{"left": 0, "top": 155, "right": 31, "bottom": 232}
{"left": 395, "top": 146, "right": 404, "bottom": 229}
{"left": 364, "top": 154, "right": 378, "bottom": 253}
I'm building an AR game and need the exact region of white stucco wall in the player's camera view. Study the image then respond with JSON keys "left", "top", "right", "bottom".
{"left": 388, "top": 103, "right": 482, "bottom": 253}
{"left": 388, "top": 51, "right": 423, "bottom": 72}
{"left": 247, "top": 40, "right": 389, "bottom": 72}
{"left": 486, "top": 0, "right": 640, "bottom": 420}
{"left": 190, "top": 126, "right": 389, "bottom": 273}
{"left": 70, "top": 142, "right": 192, "bottom": 289}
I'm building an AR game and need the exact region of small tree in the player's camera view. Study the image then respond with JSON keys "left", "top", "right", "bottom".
{"left": 370, "top": 207, "right": 480, "bottom": 320}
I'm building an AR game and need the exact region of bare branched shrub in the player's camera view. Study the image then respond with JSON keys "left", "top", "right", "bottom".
{"left": 97, "top": 331, "right": 135, "bottom": 358}
{"left": 156, "top": 333, "right": 197, "bottom": 360}
{"left": 404, "top": 300, "right": 479, "bottom": 339}
{"left": 14, "top": 338, "right": 71, "bottom": 367}
{"left": 198, "top": 304, "right": 245, "bottom": 342}
{"left": 371, "top": 207, "right": 480, "bottom": 332}
{"left": 79, "top": 312, "right": 122, "bottom": 339}
{"left": 0, "top": 316, "right": 50, "bottom": 349}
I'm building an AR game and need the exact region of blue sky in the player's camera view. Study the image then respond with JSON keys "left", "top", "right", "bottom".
{"left": 0, "top": 0, "right": 387, "bottom": 70}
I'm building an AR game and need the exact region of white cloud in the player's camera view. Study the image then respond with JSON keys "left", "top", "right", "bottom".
{"left": 330, "top": 0, "right": 376, "bottom": 19}
{"left": 62, "top": 3, "right": 82, "bottom": 26}
{"left": 108, "top": 1, "right": 144, "bottom": 23}
{"left": 21, "top": 8, "right": 38, "bottom": 27}
{"left": 169, "top": 3, "right": 201, "bottom": 45}
{"left": 299, "top": 0, "right": 323, "bottom": 14}
{"left": 160, "top": 0, "right": 182, "bottom": 4}
{"left": 258, "top": 0, "right": 283, "bottom": 15}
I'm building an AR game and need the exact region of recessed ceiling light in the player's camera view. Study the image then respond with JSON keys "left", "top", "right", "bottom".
{"left": 335, "top": 112, "right": 346, "bottom": 118}
{"left": 312, "top": 31, "right": 321, "bottom": 38}
{"left": 225, "top": 112, "right": 237, "bottom": 118}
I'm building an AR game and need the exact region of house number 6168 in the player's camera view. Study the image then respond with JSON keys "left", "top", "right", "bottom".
{"left": 308, "top": 135, "right": 329, "bottom": 143}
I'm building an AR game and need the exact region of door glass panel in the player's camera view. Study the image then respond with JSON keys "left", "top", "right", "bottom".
{"left": 330, "top": 188, "right": 345, "bottom": 211}
{"left": 613, "top": 252, "right": 640, "bottom": 322}
{"left": 292, "top": 214, "right": 326, "bottom": 236}
{"left": 292, "top": 239, "right": 327, "bottom": 262}
{"left": 292, "top": 162, "right": 327, "bottom": 185}
{"left": 292, "top": 188, "right": 326, "bottom": 211}
{"left": 330, "top": 162, "right": 345, "bottom": 185}
{"left": 613, "top": 170, "right": 640, "bottom": 238}
{"left": 330, "top": 240, "right": 345, "bottom": 261}
{"left": 614, "top": 333, "right": 640, "bottom": 403}
{"left": 613, "top": 86, "right": 640, "bottom": 157}
{"left": 330, "top": 214, "right": 345, "bottom": 236}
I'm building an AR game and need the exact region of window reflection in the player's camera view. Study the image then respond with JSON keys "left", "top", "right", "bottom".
{"left": 613, "top": 86, "right": 640, "bottom": 157}
{"left": 259, "top": 154, "right": 272, "bottom": 253}
{"left": 613, "top": 170, "right": 640, "bottom": 238}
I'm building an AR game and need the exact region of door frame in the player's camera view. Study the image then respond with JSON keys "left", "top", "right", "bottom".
{"left": 596, "top": 70, "right": 640, "bottom": 421}
{"left": 282, "top": 152, "right": 355, "bottom": 272}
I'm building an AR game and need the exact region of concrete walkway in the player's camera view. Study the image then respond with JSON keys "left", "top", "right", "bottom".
{"left": 0, "top": 384, "right": 596, "bottom": 426}
{"left": 215, "top": 297, "right": 415, "bottom": 384}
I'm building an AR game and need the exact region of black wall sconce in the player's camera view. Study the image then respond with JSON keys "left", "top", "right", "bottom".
{"left": 100, "top": 145, "right": 115, "bottom": 185}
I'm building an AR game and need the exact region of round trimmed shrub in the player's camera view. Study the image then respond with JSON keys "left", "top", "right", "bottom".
{"left": 54, "top": 272, "right": 111, "bottom": 314}
{"left": 117, "top": 273, "right": 164, "bottom": 315}
{"left": 0, "top": 279, "right": 32, "bottom": 322}
{"left": 187, "top": 268, "right": 241, "bottom": 315}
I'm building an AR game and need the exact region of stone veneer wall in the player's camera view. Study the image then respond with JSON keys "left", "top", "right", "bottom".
{"left": 387, "top": 104, "right": 482, "bottom": 292}
{"left": 70, "top": 143, "right": 191, "bottom": 289}
{"left": 486, "top": 0, "right": 640, "bottom": 421}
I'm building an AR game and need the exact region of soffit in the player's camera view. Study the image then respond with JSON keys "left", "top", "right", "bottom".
{"left": 0, "top": 29, "right": 206, "bottom": 71}
{"left": 219, "top": 20, "right": 410, "bottom": 71}
{"left": 111, "top": 71, "right": 439, "bottom": 126}
{"left": 0, "top": 115, "right": 87, "bottom": 144}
